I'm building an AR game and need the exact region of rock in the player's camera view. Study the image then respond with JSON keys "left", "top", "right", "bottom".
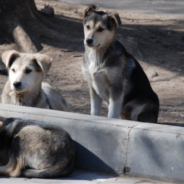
{"left": 40, "top": 4, "right": 55, "bottom": 17}
{"left": 151, "top": 71, "right": 159, "bottom": 78}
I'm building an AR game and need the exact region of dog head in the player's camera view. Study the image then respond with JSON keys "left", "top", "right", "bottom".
{"left": 2, "top": 50, "right": 52, "bottom": 93}
{"left": 83, "top": 5, "right": 121, "bottom": 49}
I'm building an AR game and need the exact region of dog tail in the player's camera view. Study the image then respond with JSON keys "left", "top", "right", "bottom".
{"left": 42, "top": 82, "right": 68, "bottom": 111}
{"left": 22, "top": 159, "right": 74, "bottom": 178}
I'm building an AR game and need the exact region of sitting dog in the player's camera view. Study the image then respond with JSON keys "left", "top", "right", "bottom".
{"left": 0, "top": 116, "right": 75, "bottom": 178}
{"left": 1, "top": 50, "right": 67, "bottom": 111}
{"left": 82, "top": 6, "right": 159, "bottom": 123}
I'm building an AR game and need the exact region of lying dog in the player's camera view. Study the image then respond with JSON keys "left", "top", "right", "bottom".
{"left": 82, "top": 6, "right": 159, "bottom": 123}
{"left": 1, "top": 50, "right": 67, "bottom": 111}
{"left": 0, "top": 116, "right": 75, "bottom": 178}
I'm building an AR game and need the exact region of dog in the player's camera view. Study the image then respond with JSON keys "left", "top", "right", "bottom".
{"left": 82, "top": 6, "right": 159, "bottom": 123}
{"left": 0, "top": 116, "right": 75, "bottom": 178}
{"left": 1, "top": 50, "right": 67, "bottom": 111}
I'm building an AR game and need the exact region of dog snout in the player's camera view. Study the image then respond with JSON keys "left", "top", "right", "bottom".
{"left": 13, "top": 82, "right": 21, "bottom": 89}
{"left": 86, "top": 38, "right": 93, "bottom": 45}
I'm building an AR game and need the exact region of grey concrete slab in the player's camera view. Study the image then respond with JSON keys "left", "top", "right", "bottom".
{"left": 0, "top": 170, "right": 176, "bottom": 184}
{"left": 134, "top": 123, "right": 184, "bottom": 135}
{"left": 0, "top": 104, "right": 139, "bottom": 174}
{"left": 0, "top": 104, "right": 183, "bottom": 183}
{"left": 0, "top": 178, "right": 98, "bottom": 184}
{"left": 127, "top": 127, "right": 184, "bottom": 183}
{"left": 0, "top": 103, "right": 138, "bottom": 127}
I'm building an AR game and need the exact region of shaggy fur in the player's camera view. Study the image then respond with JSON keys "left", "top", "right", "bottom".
{"left": 1, "top": 50, "right": 67, "bottom": 111}
{"left": 82, "top": 6, "right": 159, "bottom": 123}
{"left": 0, "top": 116, "right": 75, "bottom": 178}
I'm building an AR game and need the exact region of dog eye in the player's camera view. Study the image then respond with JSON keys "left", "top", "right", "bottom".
{"left": 25, "top": 69, "right": 32, "bottom": 74}
{"left": 12, "top": 69, "right": 15, "bottom": 72}
{"left": 86, "top": 25, "right": 90, "bottom": 30}
{"left": 97, "top": 27, "right": 104, "bottom": 32}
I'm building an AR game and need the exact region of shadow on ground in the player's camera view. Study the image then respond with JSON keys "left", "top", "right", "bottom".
{"left": 0, "top": 1, "right": 184, "bottom": 125}
{"left": 0, "top": 12, "right": 184, "bottom": 74}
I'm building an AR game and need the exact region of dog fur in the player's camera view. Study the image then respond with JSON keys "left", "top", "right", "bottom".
{"left": 1, "top": 50, "right": 67, "bottom": 111}
{"left": 82, "top": 6, "right": 159, "bottom": 123}
{"left": 0, "top": 116, "right": 75, "bottom": 178}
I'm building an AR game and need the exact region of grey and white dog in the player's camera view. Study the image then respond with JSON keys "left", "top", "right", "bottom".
{"left": 82, "top": 6, "right": 159, "bottom": 123}
{"left": 0, "top": 116, "right": 75, "bottom": 178}
{"left": 1, "top": 50, "right": 67, "bottom": 111}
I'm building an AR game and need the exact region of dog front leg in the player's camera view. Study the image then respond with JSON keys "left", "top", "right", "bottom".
{"left": 108, "top": 90, "right": 123, "bottom": 119}
{"left": 89, "top": 85, "right": 102, "bottom": 116}
{"left": 0, "top": 156, "right": 21, "bottom": 177}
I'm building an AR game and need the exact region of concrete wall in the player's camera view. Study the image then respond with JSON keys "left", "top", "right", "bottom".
{"left": 0, "top": 104, "right": 184, "bottom": 183}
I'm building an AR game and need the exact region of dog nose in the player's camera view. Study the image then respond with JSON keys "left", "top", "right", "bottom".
{"left": 86, "top": 38, "right": 93, "bottom": 45}
{"left": 13, "top": 82, "right": 21, "bottom": 88}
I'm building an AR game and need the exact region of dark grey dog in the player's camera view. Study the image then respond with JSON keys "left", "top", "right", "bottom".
{"left": 82, "top": 6, "right": 159, "bottom": 123}
{"left": 0, "top": 117, "right": 75, "bottom": 178}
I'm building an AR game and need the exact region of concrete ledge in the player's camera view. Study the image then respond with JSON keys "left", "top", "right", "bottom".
{"left": 0, "top": 104, "right": 183, "bottom": 183}
{"left": 127, "top": 124, "right": 184, "bottom": 183}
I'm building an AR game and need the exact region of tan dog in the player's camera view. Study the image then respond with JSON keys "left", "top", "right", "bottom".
{"left": 1, "top": 50, "right": 67, "bottom": 111}
{"left": 0, "top": 116, "right": 75, "bottom": 178}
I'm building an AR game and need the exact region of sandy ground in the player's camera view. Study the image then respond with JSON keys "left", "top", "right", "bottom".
{"left": 0, "top": 0, "right": 184, "bottom": 125}
{"left": 59, "top": 0, "right": 184, "bottom": 18}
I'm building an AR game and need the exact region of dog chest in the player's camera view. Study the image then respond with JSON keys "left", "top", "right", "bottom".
{"left": 92, "top": 72, "right": 109, "bottom": 101}
{"left": 84, "top": 51, "right": 109, "bottom": 102}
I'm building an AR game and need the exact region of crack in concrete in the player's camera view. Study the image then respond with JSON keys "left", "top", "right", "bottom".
{"left": 124, "top": 123, "right": 142, "bottom": 174}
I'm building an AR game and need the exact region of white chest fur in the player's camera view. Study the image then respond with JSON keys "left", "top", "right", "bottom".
{"left": 84, "top": 49, "right": 109, "bottom": 103}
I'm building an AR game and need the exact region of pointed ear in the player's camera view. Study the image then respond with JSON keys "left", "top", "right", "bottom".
{"left": 35, "top": 54, "right": 52, "bottom": 76}
{"left": 84, "top": 5, "right": 98, "bottom": 20}
{"left": 108, "top": 13, "right": 121, "bottom": 28}
{"left": 1, "top": 50, "right": 20, "bottom": 69}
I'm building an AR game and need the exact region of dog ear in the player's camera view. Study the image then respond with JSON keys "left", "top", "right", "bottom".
{"left": 1, "top": 50, "right": 20, "bottom": 69}
{"left": 84, "top": 5, "right": 98, "bottom": 20}
{"left": 35, "top": 54, "right": 52, "bottom": 75}
{"left": 108, "top": 13, "right": 121, "bottom": 28}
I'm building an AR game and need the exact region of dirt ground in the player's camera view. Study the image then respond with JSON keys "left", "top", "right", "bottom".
{"left": 0, "top": 0, "right": 184, "bottom": 125}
